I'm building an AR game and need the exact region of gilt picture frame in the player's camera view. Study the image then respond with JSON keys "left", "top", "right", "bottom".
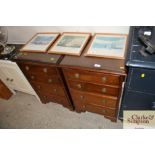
{"left": 85, "top": 33, "right": 128, "bottom": 59}
{"left": 20, "top": 32, "right": 60, "bottom": 53}
{"left": 48, "top": 32, "right": 91, "bottom": 56}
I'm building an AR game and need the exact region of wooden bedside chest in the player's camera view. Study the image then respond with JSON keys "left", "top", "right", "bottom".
{"left": 60, "top": 51, "right": 126, "bottom": 122}
{"left": 13, "top": 51, "right": 73, "bottom": 110}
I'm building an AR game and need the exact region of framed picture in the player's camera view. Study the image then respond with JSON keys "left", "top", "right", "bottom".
{"left": 85, "top": 33, "right": 128, "bottom": 59}
{"left": 48, "top": 32, "right": 91, "bottom": 56}
{"left": 20, "top": 32, "right": 59, "bottom": 53}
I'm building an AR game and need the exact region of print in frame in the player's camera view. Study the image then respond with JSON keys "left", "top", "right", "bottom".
{"left": 20, "top": 32, "right": 60, "bottom": 53}
{"left": 48, "top": 32, "right": 91, "bottom": 56}
{"left": 85, "top": 33, "right": 128, "bottom": 59}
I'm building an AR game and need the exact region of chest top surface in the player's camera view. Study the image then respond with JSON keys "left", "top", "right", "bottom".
{"left": 12, "top": 44, "right": 62, "bottom": 65}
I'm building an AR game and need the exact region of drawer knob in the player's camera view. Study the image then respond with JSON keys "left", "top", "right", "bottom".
{"left": 54, "top": 89, "right": 57, "bottom": 92}
{"left": 6, "top": 78, "right": 9, "bottom": 81}
{"left": 102, "top": 109, "right": 106, "bottom": 114}
{"left": 102, "top": 88, "right": 106, "bottom": 93}
{"left": 82, "top": 105, "right": 85, "bottom": 108}
{"left": 102, "top": 77, "right": 107, "bottom": 83}
{"left": 102, "top": 99, "right": 107, "bottom": 104}
{"left": 75, "top": 73, "right": 80, "bottom": 78}
{"left": 80, "top": 95, "right": 84, "bottom": 100}
{"left": 38, "top": 85, "right": 41, "bottom": 89}
{"left": 50, "top": 57, "right": 55, "bottom": 61}
{"left": 25, "top": 66, "right": 29, "bottom": 71}
{"left": 43, "top": 68, "right": 47, "bottom": 73}
{"left": 31, "top": 76, "right": 34, "bottom": 79}
{"left": 48, "top": 79, "right": 52, "bottom": 83}
{"left": 77, "top": 84, "right": 82, "bottom": 89}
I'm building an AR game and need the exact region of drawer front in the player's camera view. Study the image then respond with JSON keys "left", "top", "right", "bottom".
{"left": 74, "top": 101, "right": 116, "bottom": 117}
{"left": 68, "top": 80, "right": 119, "bottom": 97}
{"left": 64, "top": 68, "right": 120, "bottom": 86}
{"left": 85, "top": 104, "right": 116, "bottom": 117}
{"left": 31, "top": 82, "right": 66, "bottom": 97}
{"left": 71, "top": 90, "right": 118, "bottom": 108}
{"left": 19, "top": 63, "right": 58, "bottom": 76}
{"left": 25, "top": 74, "right": 61, "bottom": 85}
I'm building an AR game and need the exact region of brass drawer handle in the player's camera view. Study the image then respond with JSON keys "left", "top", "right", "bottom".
{"left": 102, "top": 99, "right": 107, "bottom": 104}
{"left": 102, "top": 109, "right": 106, "bottom": 114}
{"left": 80, "top": 95, "right": 84, "bottom": 100}
{"left": 74, "top": 73, "right": 80, "bottom": 78}
{"left": 50, "top": 57, "right": 55, "bottom": 61}
{"left": 102, "top": 88, "right": 107, "bottom": 93}
{"left": 53, "top": 89, "right": 57, "bottom": 92}
{"left": 25, "top": 66, "right": 29, "bottom": 71}
{"left": 43, "top": 68, "right": 47, "bottom": 73}
{"left": 31, "top": 76, "right": 34, "bottom": 79}
{"left": 82, "top": 105, "right": 85, "bottom": 108}
{"left": 77, "top": 84, "right": 82, "bottom": 89}
{"left": 48, "top": 79, "right": 52, "bottom": 83}
{"left": 102, "top": 77, "right": 107, "bottom": 83}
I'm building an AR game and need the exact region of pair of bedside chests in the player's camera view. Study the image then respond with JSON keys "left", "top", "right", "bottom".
{"left": 14, "top": 33, "right": 127, "bottom": 122}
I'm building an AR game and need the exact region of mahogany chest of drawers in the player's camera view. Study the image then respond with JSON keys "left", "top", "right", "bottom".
{"left": 13, "top": 52, "right": 73, "bottom": 110}
{"left": 60, "top": 51, "right": 126, "bottom": 122}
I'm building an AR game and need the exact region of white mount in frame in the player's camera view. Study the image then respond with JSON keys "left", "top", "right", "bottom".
{"left": 20, "top": 33, "right": 59, "bottom": 53}
{"left": 48, "top": 32, "right": 91, "bottom": 56}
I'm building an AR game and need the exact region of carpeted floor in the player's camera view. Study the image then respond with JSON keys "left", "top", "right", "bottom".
{"left": 0, "top": 92, "right": 123, "bottom": 129}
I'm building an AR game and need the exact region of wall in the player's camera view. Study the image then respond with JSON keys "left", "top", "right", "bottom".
{"left": 7, "top": 26, "right": 130, "bottom": 44}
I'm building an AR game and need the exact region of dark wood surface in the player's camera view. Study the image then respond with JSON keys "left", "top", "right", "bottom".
{"left": 17, "top": 61, "right": 73, "bottom": 110}
{"left": 71, "top": 89, "right": 118, "bottom": 109}
{"left": 62, "top": 66, "right": 125, "bottom": 122}
{"left": 11, "top": 43, "right": 127, "bottom": 122}
{"left": 0, "top": 80, "right": 13, "bottom": 100}
{"left": 67, "top": 80, "right": 119, "bottom": 97}
{"left": 63, "top": 68, "right": 121, "bottom": 86}
{"left": 12, "top": 44, "right": 63, "bottom": 64}
{"left": 12, "top": 44, "right": 73, "bottom": 110}
{"left": 13, "top": 51, "right": 62, "bottom": 64}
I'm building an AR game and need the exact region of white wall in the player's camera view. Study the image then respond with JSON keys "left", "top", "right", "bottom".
{"left": 7, "top": 26, "right": 130, "bottom": 44}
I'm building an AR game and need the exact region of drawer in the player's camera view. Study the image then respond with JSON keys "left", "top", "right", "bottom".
{"left": 74, "top": 101, "right": 116, "bottom": 117}
{"left": 68, "top": 80, "right": 119, "bottom": 97}
{"left": 85, "top": 104, "right": 117, "bottom": 117}
{"left": 19, "top": 63, "right": 58, "bottom": 76}
{"left": 25, "top": 74, "right": 62, "bottom": 85}
{"left": 71, "top": 90, "right": 118, "bottom": 108}
{"left": 31, "top": 82, "right": 66, "bottom": 97}
{"left": 63, "top": 68, "right": 120, "bottom": 86}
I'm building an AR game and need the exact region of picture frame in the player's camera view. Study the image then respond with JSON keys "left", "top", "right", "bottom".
{"left": 48, "top": 32, "right": 91, "bottom": 56}
{"left": 85, "top": 33, "right": 128, "bottom": 59}
{"left": 20, "top": 32, "right": 60, "bottom": 53}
